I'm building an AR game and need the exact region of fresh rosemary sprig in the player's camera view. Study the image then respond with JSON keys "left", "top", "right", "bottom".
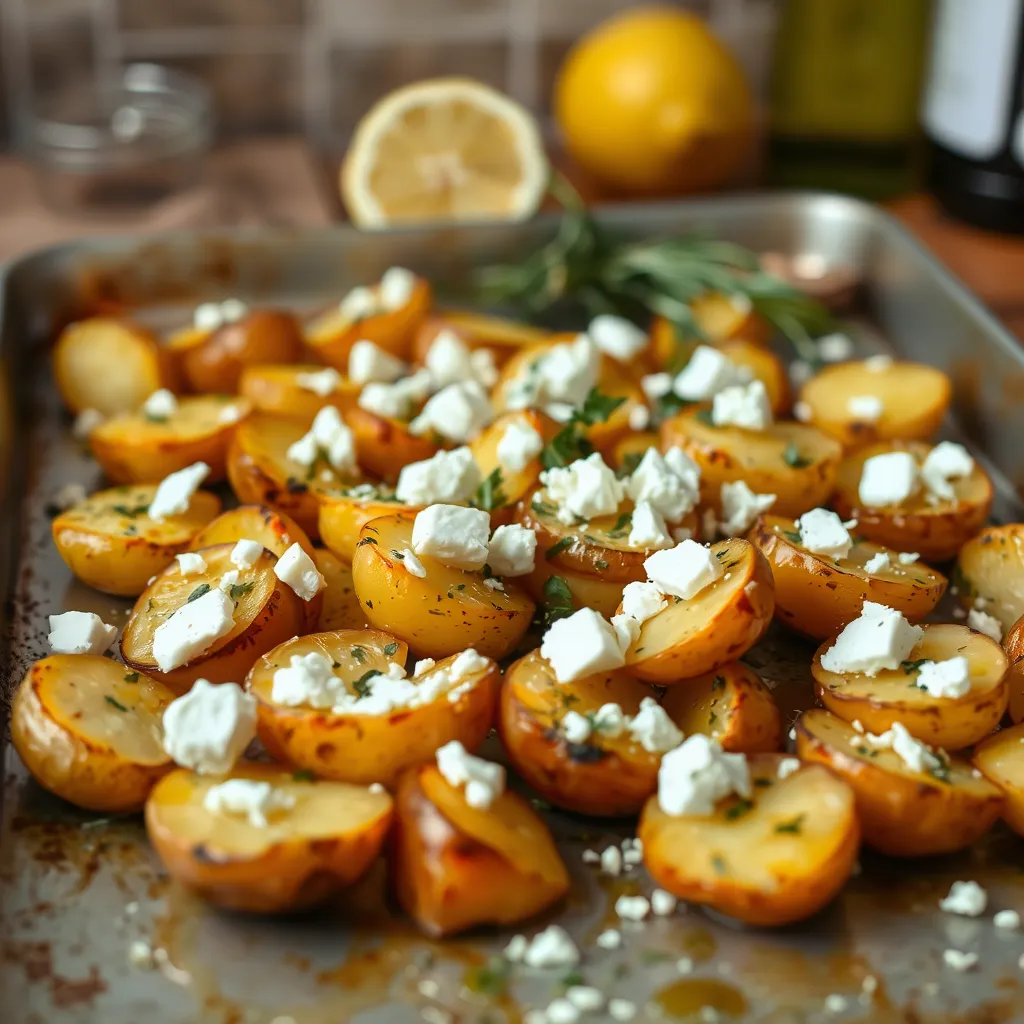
{"left": 474, "top": 175, "right": 834, "bottom": 362}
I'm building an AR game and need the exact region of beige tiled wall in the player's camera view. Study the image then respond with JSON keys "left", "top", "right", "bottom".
{"left": 2, "top": 0, "right": 777, "bottom": 149}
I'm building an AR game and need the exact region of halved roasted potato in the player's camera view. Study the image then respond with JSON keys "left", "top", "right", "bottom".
{"left": 639, "top": 754, "right": 859, "bottom": 927}
{"left": 470, "top": 410, "right": 556, "bottom": 522}
{"left": 812, "top": 623, "right": 1009, "bottom": 750}
{"left": 11, "top": 654, "right": 176, "bottom": 812}
{"left": 145, "top": 763, "right": 393, "bottom": 912}
{"left": 391, "top": 763, "right": 570, "bottom": 937}
{"left": 318, "top": 484, "right": 422, "bottom": 563}
{"left": 520, "top": 561, "right": 633, "bottom": 619}
{"left": 305, "top": 277, "right": 432, "bottom": 369}
{"left": 661, "top": 409, "right": 842, "bottom": 518}
{"left": 1004, "top": 615, "right": 1024, "bottom": 723}
{"left": 660, "top": 661, "right": 783, "bottom": 753}
{"left": 499, "top": 650, "right": 670, "bottom": 816}
{"left": 799, "top": 359, "right": 951, "bottom": 448}
{"left": 248, "top": 631, "right": 498, "bottom": 787}
{"left": 121, "top": 541, "right": 306, "bottom": 692}
{"left": 954, "top": 525, "right": 1024, "bottom": 632}
{"left": 749, "top": 514, "right": 947, "bottom": 641}
{"left": 344, "top": 406, "right": 441, "bottom": 483}
{"left": 52, "top": 483, "right": 222, "bottom": 597}
{"left": 622, "top": 539, "right": 775, "bottom": 683}
{"left": 53, "top": 317, "right": 178, "bottom": 416}
{"left": 832, "top": 441, "right": 993, "bottom": 562}
{"left": 717, "top": 340, "right": 790, "bottom": 416}
{"left": 227, "top": 413, "right": 361, "bottom": 539}
{"left": 238, "top": 363, "right": 361, "bottom": 422}
{"left": 89, "top": 394, "right": 249, "bottom": 484}
{"left": 351, "top": 514, "right": 535, "bottom": 660}
{"left": 412, "top": 311, "right": 550, "bottom": 367}
{"left": 178, "top": 310, "right": 304, "bottom": 394}
{"left": 650, "top": 298, "right": 770, "bottom": 369}
{"left": 973, "top": 724, "right": 1024, "bottom": 838}
{"left": 313, "top": 549, "right": 365, "bottom": 631}
{"left": 796, "top": 708, "right": 1003, "bottom": 857}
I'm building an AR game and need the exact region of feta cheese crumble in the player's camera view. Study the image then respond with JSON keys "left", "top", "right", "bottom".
{"left": 718, "top": 480, "right": 775, "bottom": 536}
{"left": 657, "top": 735, "right": 751, "bottom": 816}
{"left": 858, "top": 451, "right": 919, "bottom": 507}
{"left": 409, "top": 380, "right": 492, "bottom": 442}
{"left": 152, "top": 588, "right": 236, "bottom": 671}
{"left": 847, "top": 394, "right": 883, "bottom": 421}
{"left": 819, "top": 601, "right": 923, "bottom": 676}
{"left": 615, "top": 894, "right": 651, "bottom": 921}
{"left": 921, "top": 441, "right": 974, "bottom": 501}
{"left": 435, "top": 740, "right": 505, "bottom": 809}
{"left": 147, "top": 462, "right": 210, "bottom": 521}
{"left": 620, "top": 580, "right": 668, "bottom": 625}
{"left": 562, "top": 710, "right": 592, "bottom": 745}
{"left": 378, "top": 266, "right": 417, "bottom": 311}
{"left": 357, "top": 368, "right": 433, "bottom": 420}
{"left": 672, "top": 345, "right": 750, "bottom": 401}
{"left": 347, "top": 341, "right": 405, "bottom": 386}
{"left": 641, "top": 372, "right": 673, "bottom": 400}
{"left": 395, "top": 446, "right": 481, "bottom": 505}
{"left": 818, "top": 332, "right": 854, "bottom": 362}
{"left": 193, "top": 298, "right": 247, "bottom": 331}
{"left": 539, "top": 452, "right": 624, "bottom": 525}
{"left": 496, "top": 418, "right": 544, "bottom": 472}
{"left": 711, "top": 379, "right": 772, "bottom": 431}
{"left": 203, "top": 779, "right": 295, "bottom": 827}
{"left": 286, "top": 405, "right": 357, "bottom": 475}
{"left": 651, "top": 889, "right": 678, "bottom": 916}
{"left": 940, "top": 880, "right": 988, "bottom": 917}
{"left": 777, "top": 757, "right": 801, "bottom": 779}
{"left": 968, "top": 608, "right": 1003, "bottom": 642}
{"left": 412, "top": 504, "right": 490, "bottom": 570}
{"left": 898, "top": 551, "right": 920, "bottom": 565}
{"left": 274, "top": 542, "right": 325, "bottom": 601}
{"left": 796, "top": 507, "right": 853, "bottom": 559}
{"left": 596, "top": 928, "right": 622, "bottom": 950}
{"left": 295, "top": 366, "right": 344, "bottom": 395}
{"left": 47, "top": 610, "right": 117, "bottom": 655}
{"left": 540, "top": 608, "right": 626, "bottom": 683}
{"left": 588, "top": 314, "right": 648, "bottom": 361}
{"left": 644, "top": 539, "right": 722, "bottom": 600}
{"left": 995, "top": 909, "right": 1021, "bottom": 930}
{"left": 505, "top": 334, "right": 599, "bottom": 413}
{"left": 521, "top": 925, "right": 580, "bottom": 967}
{"left": 271, "top": 652, "right": 344, "bottom": 708}
{"left": 943, "top": 949, "right": 979, "bottom": 972}
{"left": 628, "top": 500, "right": 674, "bottom": 549}
{"left": 626, "top": 697, "right": 684, "bottom": 753}
{"left": 624, "top": 447, "right": 701, "bottom": 523}
{"left": 73, "top": 408, "right": 104, "bottom": 439}
{"left": 863, "top": 551, "right": 890, "bottom": 574}
{"left": 860, "top": 721, "right": 944, "bottom": 775}
{"left": 176, "top": 552, "right": 207, "bottom": 575}
{"left": 162, "top": 679, "right": 257, "bottom": 774}
{"left": 487, "top": 524, "right": 537, "bottom": 577}
{"left": 142, "top": 388, "right": 178, "bottom": 420}
{"left": 231, "top": 538, "right": 263, "bottom": 570}
{"left": 608, "top": 999, "right": 637, "bottom": 1021}
{"left": 915, "top": 657, "right": 972, "bottom": 699}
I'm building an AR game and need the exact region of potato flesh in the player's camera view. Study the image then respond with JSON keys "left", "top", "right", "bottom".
{"left": 93, "top": 395, "right": 248, "bottom": 446}
{"left": 314, "top": 549, "right": 366, "bottom": 631}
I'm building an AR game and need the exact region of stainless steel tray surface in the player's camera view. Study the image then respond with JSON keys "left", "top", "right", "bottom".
{"left": 3, "top": 193, "right": 1024, "bottom": 1024}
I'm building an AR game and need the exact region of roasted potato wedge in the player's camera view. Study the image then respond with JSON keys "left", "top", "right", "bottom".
{"left": 954, "top": 525, "right": 1024, "bottom": 632}
{"left": 11, "top": 655, "right": 176, "bottom": 812}
{"left": 318, "top": 484, "right": 422, "bottom": 563}
{"left": 239, "top": 363, "right": 361, "bottom": 422}
{"left": 248, "top": 632, "right": 498, "bottom": 787}
{"left": 749, "top": 514, "right": 946, "bottom": 641}
{"left": 622, "top": 539, "right": 775, "bottom": 683}
{"left": 145, "top": 763, "right": 393, "bottom": 913}
{"left": 313, "top": 549, "right": 365, "bottom": 631}
{"left": 973, "top": 724, "right": 1024, "bottom": 837}
{"left": 660, "top": 661, "right": 783, "bottom": 753}
{"left": 470, "top": 410, "right": 556, "bottom": 521}
{"left": 305, "top": 277, "right": 432, "bottom": 368}
{"left": 640, "top": 754, "right": 859, "bottom": 927}
{"left": 499, "top": 650, "right": 671, "bottom": 816}
{"left": 796, "top": 709, "right": 1003, "bottom": 857}
{"left": 832, "top": 441, "right": 993, "bottom": 562}
{"left": 412, "top": 311, "right": 550, "bottom": 366}
{"left": 121, "top": 542, "right": 306, "bottom": 692}
{"left": 89, "top": 394, "right": 249, "bottom": 484}
{"left": 391, "top": 764, "right": 570, "bottom": 937}
{"left": 799, "top": 359, "right": 951, "bottom": 448}
{"left": 52, "top": 483, "right": 221, "bottom": 597}
{"left": 227, "top": 413, "right": 360, "bottom": 539}
{"left": 812, "top": 623, "right": 1009, "bottom": 750}
{"left": 53, "top": 317, "right": 178, "bottom": 416}
{"left": 179, "top": 310, "right": 304, "bottom": 394}
{"left": 344, "top": 406, "right": 440, "bottom": 483}
{"left": 1004, "top": 615, "right": 1024, "bottom": 723}
{"left": 351, "top": 514, "right": 535, "bottom": 660}
{"left": 661, "top": 409, "right": 842, "bottom": 518}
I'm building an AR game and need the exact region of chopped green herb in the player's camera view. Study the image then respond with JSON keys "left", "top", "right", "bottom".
{"left": 560, "top": 968, "right": 585, "bottom": 987}
{"left": 482, "top": 563, "right": 494, "bottom": 579}
{"left": 464, "top": 957, "right": 510, "bottom": 997}
{"left": 383, "top": 641, "right": 399, "bottom": 656}
{"left": 186, "top": 583, "right": 211, "bottom": 603}
{"left": 901, "top": 658, "right": 929, "bottom": 675}
{"left": 356, "top": 536, "right": 378, "bottom": 547}
{"left": 616, "top": 451, "right": 645, "bottom": 478}
{"left": 331, "top": 661, "right": 341, "bottom": 669}
{"left": 712, "top": 675, "right": 726, "bottom": 690}
{"left": 292, "top": 769, "right": 316, "bottom": 782}
{"left": 228, "top": 581, "right": 255, "bottom": 600}
{"left": 607, "top": 511, "right": 632, "bottom": 539}
{"left": 595, "top": 559, "right": 609, "bottom": 570}
{"left": 782, "top": 443, "right": 813, "bottom": 468}
{"left": 656, "top": 392, "right": 692, "bottom": 419}
{"left": 546, "top": 536, "right": 575, "bottom": 559}
{"left": 576, "top": 388, "right": 627, "bottom": 426}
{"left": 390, "top": 549, "right": 405, "bottom": 560}
{"left": 536, "top": 574, "right": 575, "bottom": 627}
{"left": 725, "top": 799, "right": 753, "bottom": 820}
{"left": 540, "top": 388, "right": 625, "bottom": 469}
{"left": 472, "top": 468, "right": 507, "bottom": 511}
{"left": 774, "top": 814, "right": 805, "bottom": 835}
{"left": 123, "top": 672, "right": 139, "bottom": 683}
{"left": 781, "top": 528, "right": 803, "bottom": 545}
{"left": 113, "top": 503, "right": 150, "bottom": 519}
{"left": 753, "top": 777, "right": 773, "bottom": 788}
{"left": 639, "top": 950, "right": 674, "bottom": 965}
{"left": 352, "top": 670, "right": 380, "bottom": 698}
{"left": 104, "top": 696, "right": 128, "bottom": 712}
{"left": 351, "top": 646, "right": 367, "bottom": 663}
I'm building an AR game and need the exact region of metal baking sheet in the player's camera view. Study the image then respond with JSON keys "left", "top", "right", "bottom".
{"left": 3, "top": 192, "right": 1024, "bottom": 1024}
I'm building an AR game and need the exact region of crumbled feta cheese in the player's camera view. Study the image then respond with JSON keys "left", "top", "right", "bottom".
{"left": 203, "top": 779, "right": 295, "bottom": 827}
{"left": 673, "top": 345, "right": 750, "bottom": 400}
{"left": 777, "top": 757, "right": 801, "bottom": 779}
{"left": 820, "top": 601, "right": 923, "bottom": 676}
{"left": 541, "top": 608, "right": 626, "bottom": 683}
{"left": 398, "top": 548, "right": 427, "bottom": 578}
{"left": 545, "top": 998, "right": 580, "bottom": 1024}
{"left": 395, "top": 446, "right": 481, "bottom": 505}
{"left": 436, "top": 740, "right": 505, "bottom": 809}
{"left": 676, "top": 956, "right": 694, "bottom": 975}
{"left": 274, "top": 542, "right": 325, "bottom": 601}
{"left": 995, "top": 909, "right": 1021, "bottom": 930}
{"left": 412, "top": 504, "right": 490, "bottom": 570}
{"left": 231, "top": 539, "right": 263, "bottom": 569}
{"left": 657, "top": 735, "right": 750, "bottom": 816}
{"left": 562, "top": 709, "right": 593, "bottom": 745}
{"left": 218, "top": 403, "right": 243, "bottom": 424}
{"left": 410, "top": 380, "right": 492, "bottom": 442}
{"left": 863, "top": 551, "right": 890, "bottom": 574}
{"left": 615, "top": 894, "right": 651, "bottom": 921}
{"left": 176, "top": 552, "right": 207, "bottom": 575}
{"left": 162, "top": 679, "right": 257, "bottom": 773}
{"left": 483, "top": 577, "right": 505, "bottom": 592}
{"left": 847, "top": 394, "right": 883, "bottom": 421}
{"left": 218, "top": 570, "right": 240, "bottom": 592}
{"left": 286, "top": 406, "right": 358, "bottom": 475}
{"left": 940, "top": 881, "right": 988, "bottom": 917}
{"left": 628, "top": 403, "right": 651, "bottom": 431}
{"left": 818, "top": 332, "right": 854, "bottom": 362}
{"left": 864, "top": 354, "right": 894, "bottom": 372}
{"left": 789, "top": 360, "right": 814, "bottom": 387}
{"left": 358, "top": 368, "right": 433, "bottom": 419}
{"left": 567, "top": 986, "right": 604, "bottom": 1013}
{"left": 859, "top": 451, "right": 919, "bottom": 507}
{"left": 626, "top": 697, "right": 684, "bottom": 753}
{"left": 521, "top": 925, "right": 580, "bottom": 967}
{"left": 628, "top": 500, "right": 674, "bottom": 549}
{"left": 338, "top": 285, "right": 378, "bottom": 321}
{"left": 644, "top": 539, "right": 722, "bottom": 600}
{"left": 378, "top": 267, "right": 417, "bottom": 311}
{"left": 968, "top": 608, "right": 1003, "bottom": 642}
{"left": 921, "top": 441, "right": 974, "bottom": 501}
{"left": 624, "top": 447, "right": 700, "bottom": 523}
{"left": 596, "top": 928, "right": 622, "bottom": 950}
{"left": 793, "top": 400, "right": 812, "bottom": 422}
{"left": 47, "top": 610, "right": 117, "bottom": 655}
{"left": 449, "top": 649, "right": 490, "bottom": 683}
{"left": 152, "top": 588, "right": 235, "bottom": 671}
{"left": 504, "top": 934, "right": 528, "bottom": 961}
{"left": 147, "top": 462, "right": 210, "bottom": 521}
{"left": 641, "top": 372, "right": 674, "bottom": 400}
{"left": 588, "top": 314, "right": 648, "bottom": 361}
{"left": 423, "top": 329, "right": 488, "bottom": 388}
{"left": 896, "top": 552, "right": 919, "bottom": 566}
{"left": 608, "top": 999, "right": 637, "bottom": 1022}
{"left": 651, "top": 889, "right": 678, "bottom": 916}
{"left": 496, "top": 418, "right": 544, "bottom": 473}
{"left": 142, "top": 389, "right": 178, "bottom": 420}
{"left": 711, "top": 380, "right": 772, "bottom": 430}
{"left": 620, "top": 580, "right": 668, "bottom": 625}
{"left": 592, "top": 702, "right": 627, "bottom": 737}
{"left": 193, "top": 298, "right": 247, "bottom": 331}
{"left": 413, "top": 658, "right": 437, "bottom": 677}
{"left": 540, "top": 452, "right": 624, "bottom": 525}
{"left": 73, "top": 408, "right": 104, "bottom": 439}
{"left": 823, "top": 995, "right": 848, "bottom": 1015}
{"left": 581, "top": 849, "right": 600, "bottom": 864}
{"left": 487, "top": 524, "right": 536, "bottom": 577}
{"left": 718, "top": 480, "right": 775, "bottom": 536}
{"left": 51, "top": 482, "right": 87, "bottom": 511}
{"left": 506, "top": 334, "right": 599, "bottom": 412}
{"left": 916, "top": 657, "right": 972, "bottom": 699}
{"left": 272, "top": 652, "right": 344, "bottom": 708}
{"left": 862, "top": 721, "right": 943, "bottom": 775}
{"left": 347, "top": 341, "right": 404, "bottom": 386}
{"left": 600, "top": 845, "right": 623, "bottom": 876}
{"left": 128, "top": 939, "right": 154, "bottom": 968}
{"left": 943, "top": 949, "right": 978, "bottom": 972}
{"left": 797, "top": 508, "right": 853, "bottom": 559}
{"left": 295, "top": 366, "right": 343, "bottom": 395}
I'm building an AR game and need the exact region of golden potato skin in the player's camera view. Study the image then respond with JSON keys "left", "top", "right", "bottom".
{"left": 796, "top": 709, "right": 1003, "bottom": 857}
{"left": 749, "top": 515, "right": 946, "bottom": 641}
{"left": 974, "top": 724, "right": 1024, "bottom": 837}
{"left": 390, "top": 765, "right": 569, "bottom": 937}
{"left": 318, "top": 487, "right": 422, "bottom": 563}
{"left": 956, "top": 525, "right": 1024, "bottom": 634}
{"left": 11, "top": 655, "right": 175, "bottom": 812}
{"left": 660, "top": 661, "right": 783, "bottom": 753}
{"left": 344, "top": 407, "right": 440, "bottom": 484}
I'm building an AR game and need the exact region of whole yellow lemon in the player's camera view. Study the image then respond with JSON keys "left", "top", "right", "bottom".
{"left": 554, "top": 6, "right": 754, "bottom": 195}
